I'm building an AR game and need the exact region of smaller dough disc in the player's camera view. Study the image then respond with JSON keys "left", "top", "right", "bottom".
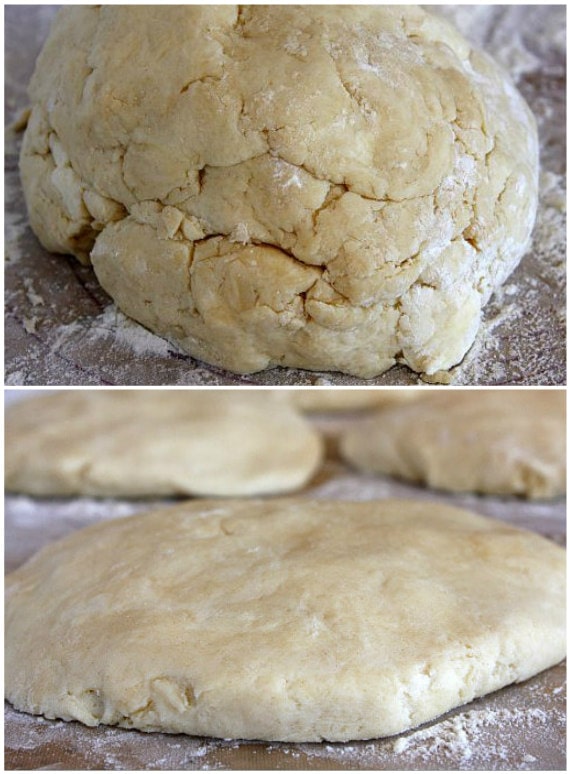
{"left": 4, "top": 390, "right": 323, "bottom": 497}
{"left": 340, "top": 390, "right": 566, "bottom": 498}
{"left": 5, "top": 499, "right": 565, "bottom": 742}
{"left": 287, "top": 388, "right": 423, "bottom": 412}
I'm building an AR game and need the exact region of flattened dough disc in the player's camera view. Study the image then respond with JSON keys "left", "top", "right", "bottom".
{"left": 4, "top": 390, "right": 323, "bottom": 497}
{"left": 340, "top": 390, "right": 566, "bottom": 498}
{"left": 5, "top": 498, "right": 565, "bottom": 742}
{"left": 287, "top": 388, "right": 422, "bottom": 412}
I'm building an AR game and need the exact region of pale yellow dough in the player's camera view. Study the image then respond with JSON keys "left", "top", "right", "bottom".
{"left": 5, "top": 499, "right": 565, "bottom": 742}
{"left": 20, "top": 5, "right": 538, "bottom": 377}
{"left": 340, "top": 390, "right": 566, "bottom": 498}
{"left": 287, "top": 388, "right": 423, "bottom": 412}
{"left": 4, "top": 390, "right": 323, "bottom": 497}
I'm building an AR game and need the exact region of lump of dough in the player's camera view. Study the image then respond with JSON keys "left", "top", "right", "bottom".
{"left": 4, "top": 390, "right": 323, "bottom": 497}
{"left": 20, "top": 5, "right": 538, "bottom": 378}
{"left": 340, "top": 390, "right": 565, "bottom": 498}
{"left": 5, "top": 498, "right": 565, "bottom": 742}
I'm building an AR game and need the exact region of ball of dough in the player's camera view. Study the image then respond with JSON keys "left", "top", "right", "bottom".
{"left": 340, "top": 390, "right": 566, "bottom": 498}
{"left": 21, "top": 5, "right": 538, "bottom": 378}
{"left": 4, "top": 390, "right": 323, "bottom": 497}
{"left": 5, "top": 499, "right": 565, "bottom": 742}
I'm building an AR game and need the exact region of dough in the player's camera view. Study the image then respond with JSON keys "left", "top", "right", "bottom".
{"left": 288, "top": 388, "right": 422, "bottom": 412}
{"left": 340, "top": 390, "right": 565, "bottom": 498}
{"left": 4, "top": 390, "right": 322, "bottom": 497}
{"left": 5, "top": 498, "right": 565, "bottom": 742}
{"left": 21, "top": 5, "right": 538, "bottom": 378}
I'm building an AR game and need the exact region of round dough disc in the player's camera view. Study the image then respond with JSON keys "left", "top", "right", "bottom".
{"left": 20, "top": 6, "right": 538, "bottom": 377}
{"left": 288, "top": 388, "right": 422, "bottom": 412}
{"left": 4, "top": 390, "right": 323, "bottom": 497}
{"left": 340, "top": 390, "right": 566, "bottom": 498}
{"left": 5, "top": 498, "right": 565, "bottom": 742}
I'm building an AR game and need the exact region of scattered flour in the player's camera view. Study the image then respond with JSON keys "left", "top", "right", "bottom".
{"left": 51, "top": 305, "right": 178, "bottom": 359}
{"left": 5, "top": 694, "right": 565, "bottom": 771}
{"left": 23, "top": 278, "right": 45, "bottom": 306}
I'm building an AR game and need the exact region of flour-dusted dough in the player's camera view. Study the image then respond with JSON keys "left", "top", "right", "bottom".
{"left": 340, "top": 390, "right": 566, "bottom": 498}
{"left": 5, "top": 499, "right": 565, "bottom": 742}
{"left": 4, "top": 390, "right": 323, "bottom": 497}
{"left": 21, "top": 6, "right": 538, "bottom": 378}
{"left": 288, "top": 388, "right": 423, "bottom": 412}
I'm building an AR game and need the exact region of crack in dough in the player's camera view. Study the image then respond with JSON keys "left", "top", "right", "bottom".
{"left": 20, "top": 5, "right": 538, "bottom": 377}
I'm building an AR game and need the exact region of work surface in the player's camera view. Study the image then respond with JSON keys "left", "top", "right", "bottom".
{"left": 5, "top": 412, "right": 566, "bottom": 771}
{"left": 4, "top": 5, "right": 566, "bottom": 386}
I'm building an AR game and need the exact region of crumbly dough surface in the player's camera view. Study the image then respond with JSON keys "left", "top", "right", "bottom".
{"left": 4, "top": 390, "right": 323, "bottom": 497}
{"left": 20, "top": 5, "right": 538, "bottom": 378}
{"left": 5, "top": 498, "right": 565, "bottom": 742}
{"left": 340, "top": 390, "right": 565, "bottom": 498}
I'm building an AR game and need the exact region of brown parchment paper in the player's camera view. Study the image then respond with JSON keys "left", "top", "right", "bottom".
{"left": 4, "top": 5, "right": 566, "bottom": 386}
{"left": 4, "top": 406, "right": 566, "bottom": 770}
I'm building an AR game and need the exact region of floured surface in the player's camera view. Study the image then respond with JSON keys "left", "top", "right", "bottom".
{"left": 4, "top": 5, "right": 566, "bottom": 386}
{"left": 4, "top": 672, "right": 566, "bottom": 771}
{"left": 5, "top": 411, "right": 565, "bottom": 769}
